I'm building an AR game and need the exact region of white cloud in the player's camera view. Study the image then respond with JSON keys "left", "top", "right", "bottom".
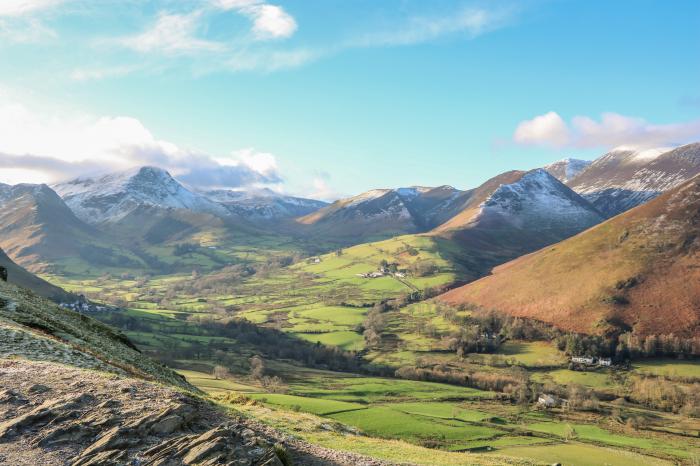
{"left": 513, "top": 111, "right": 700, "bottom": 150}
{"left": 0, "top": 99, "right": 282, "bottom": 188}
{"left": 214, "top": 0, "right": 297, "bottom": 40}
{"left": 308, "top": 177, "right": 340, "bottom": 202}
{"left": 119, "top": 11, "right": 224, "bottom": 55}
{"left": 0, "top": 0, "right": 64, "bottom": 17}
{"left": 514, "top": 111, "right": 570, "bottom": 147}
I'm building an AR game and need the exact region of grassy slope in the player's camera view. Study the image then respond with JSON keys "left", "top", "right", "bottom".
{"left": 0, "top": 248, "right": 72, "bottom": 301}
{"left": 440, "top": 176, "right": 700, "bottom": 336}
{"left": 0, "top": 279, "right": 193, "bottom": 390}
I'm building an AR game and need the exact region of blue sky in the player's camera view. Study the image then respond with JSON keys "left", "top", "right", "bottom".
{"left": 0, "top": 0, "right": 698, "bottom": 199}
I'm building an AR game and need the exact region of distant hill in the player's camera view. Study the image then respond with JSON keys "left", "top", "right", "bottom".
{"left": 439, "top": 174, "right": 700, "bottom": 337}
{"left": 0, "top": 247, "right": 72, "bottom": 301}
{"left": 566, "top": 143, "right": 700, "bottom": 217}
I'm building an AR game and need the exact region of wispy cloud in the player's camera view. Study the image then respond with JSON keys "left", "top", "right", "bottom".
{"left": 119, "top": 11, "right": 224, "bottom": 55}
{"left": 514, "top": 111, "right": 700, "bottom": 150}
{"left": 104, "top": 2, "right": 515, "bottom": 76}
{"left": 0, "top": 0, "right": 65, "bottom": 17}
{"left": 0, "top": 17, "right": 56, "bottom": 43}
{"left": 351, "top": 6, "right": 513, "bottom": 47}
{"left": 70, "top": 64, "right": 140, "bottom": 82}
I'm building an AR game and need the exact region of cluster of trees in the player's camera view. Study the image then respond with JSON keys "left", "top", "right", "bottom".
{"left": 409, "top": 259, "right": 439, "bottom": 277}
{"left": 395, "top": 364, "right": 532, "bottom": 403}
{"left": 554, "top": 331, "right": 700, "bottom": 359}
{"left": 361, "top": 303, "right": 388, "bottom": 348}
{"left": 629, "top": 376, "right": 700, "bottom": 415}
{"left": 173, "top": 242, "right": 199, "bottom": 256}
{"left": 616, "top": 333, "right": 700, "bottom": 359}
{"left": 78, "top": 245, "right": 140, "bottom": 268}
{"left": 96, "top": 309, "right": 388, "bottom": 376}
{"left": 248, "top": 355, "right": 287, "bottom": 393}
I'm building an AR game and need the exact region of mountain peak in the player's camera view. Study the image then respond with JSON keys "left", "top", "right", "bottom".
{"left": 53, "top": 166, "right": 226, "bottom": 224}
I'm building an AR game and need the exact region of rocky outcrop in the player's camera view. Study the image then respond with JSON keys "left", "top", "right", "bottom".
{"left": 0, "top": 359, "right": 389, "bottom": 466}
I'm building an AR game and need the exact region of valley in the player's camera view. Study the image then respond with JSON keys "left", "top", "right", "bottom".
{"left": 3, "top": 144, "right": 700, "bottom": 465}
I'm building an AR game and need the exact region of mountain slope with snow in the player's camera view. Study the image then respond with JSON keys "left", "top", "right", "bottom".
{"left": 566, "top": 143, "right": 700, "bottom": 217}
{"left": 203, "top": 188, "right": 327, "bottom": 221}
{"left": 295, "top": 185, "right": 472, "bottom": 242}
{"left": 429, "top": 169, "right": 605, "bottom": 280}
{"left": 54, "top": 166, "right": 228, "bottom": 224}
{"left": 544, "top": 158, "right": 592, "bottom": 183}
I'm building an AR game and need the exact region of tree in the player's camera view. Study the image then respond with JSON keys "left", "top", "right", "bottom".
{"left": 250, "top": 355, "right": 266, "bottom": 380}
{"left": 563, "top": 424, "right": 577, "bottom": 441}
{"left": 212, "top": 365, "right": 230, "bottom": 380}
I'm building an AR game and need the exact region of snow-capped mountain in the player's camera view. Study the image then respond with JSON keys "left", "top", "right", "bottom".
{"left": 296, "top": 185, "right": 472, "bottom": 240}
{"left": 53, "top": 166, "right": 228, "bottom": 224}
{"left": 435, "top": 169, "right": 603, "bottom": 234}
{"left": 429, "top": 169, "right": 604, "bottom": 279}
{"left": 544, "top": 158, "right": 592, "bottom": 183}
{"left": 476, "top": 169, "right": 604, "bottom": 231}
{"left": 566, "top": 143, "right": 700, "bottom": 217}
{"left": 202, "top": 188, "right": 327, "bottom": 221}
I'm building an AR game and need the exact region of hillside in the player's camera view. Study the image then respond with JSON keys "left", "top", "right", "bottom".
{"left": 0, "top": 248, "right": 72, "bottom": 301}
{"left": 0, "top": 183, "right": 120, "bottom": 272}
{"left": 567, "top": 143, "right": 700, "bottom": 217}
{"left": 439, "top": 174, "right": 700, "bottom": 337}
{"left": 0, "top": 278, "right": 191, "bottom": 389}
{"left": 430, "top": 169, "right": 605, "bottom": 280}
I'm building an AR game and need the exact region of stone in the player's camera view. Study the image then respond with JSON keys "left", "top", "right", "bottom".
{"left": 28, "top": 384, "right": 51, "bottom": 394}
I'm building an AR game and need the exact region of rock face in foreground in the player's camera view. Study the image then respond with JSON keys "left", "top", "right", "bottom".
{"left": 0, "top": 360, "right": 386, "bottom": 466}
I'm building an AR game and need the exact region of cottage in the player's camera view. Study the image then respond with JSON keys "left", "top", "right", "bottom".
{"left": 598, "top": 357, "right": 612, "bottom": 366}
{"left": 571, "top": 356, "right": 596, "bottom": 365}
{"left": 537, "top": 394, "right": 560, "bottom": 408}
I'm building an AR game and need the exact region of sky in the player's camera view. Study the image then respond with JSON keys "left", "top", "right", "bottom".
{"left": 0, "top": 0, "right": 699, "bottom": 200}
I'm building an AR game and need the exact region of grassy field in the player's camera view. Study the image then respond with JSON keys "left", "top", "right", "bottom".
{"left": 633, "top": 359, "right": 700, "bottom": 379}
{"left": 178, "top": 365, "right": 698, "bottom": 463}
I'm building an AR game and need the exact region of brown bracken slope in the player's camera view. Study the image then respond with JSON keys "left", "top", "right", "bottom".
{"left": 439, "top": 174, "right": 700, "bottom": 337}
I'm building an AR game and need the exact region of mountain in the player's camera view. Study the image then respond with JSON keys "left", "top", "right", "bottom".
{"left": 53, "top": 166, "right": 228, "bottom": 224}
{"left": 544, "top": 158, "right": 592, "bottom": 183}
{"left": 295, "top": 185, "right": 470, "bottom": 242}
{"left": 0, "top": 183, "right": 107, "bottom": 271}
{"left": 439, "top": 174, "right": 700, "bottom": 337}
{"left": 203, "top": 187, "right": 327, "bottom": 221}
{"left": 566, "top": 143, "right": 700, "bottom": 217}
{"left": 429, "top": 169, "right": 605, "bottom": 280}
{"left": 0, "top": 247, "right": 72, "bottom": 301}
